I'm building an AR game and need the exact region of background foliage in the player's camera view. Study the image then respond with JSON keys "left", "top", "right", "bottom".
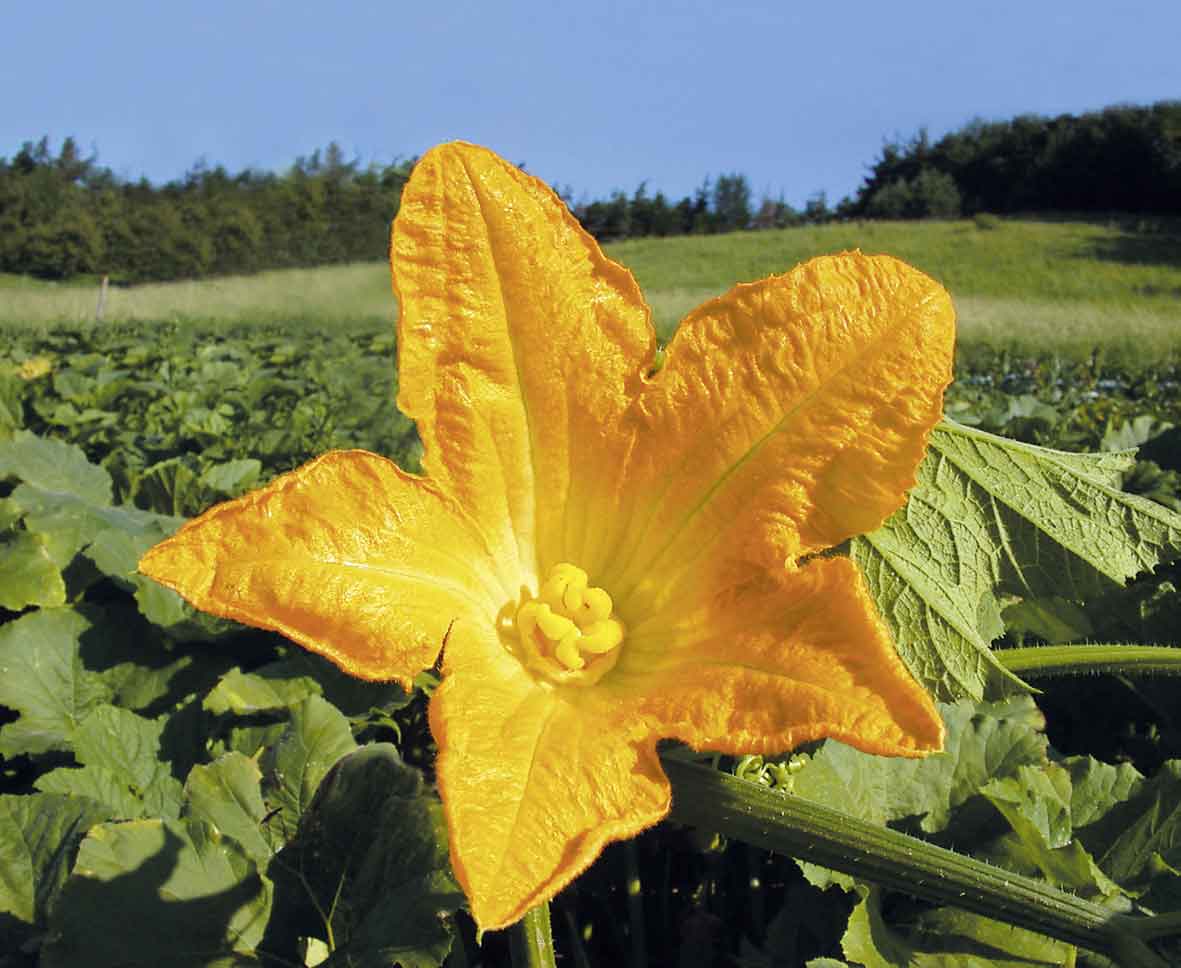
{"left": 3, "top": 318, "right": 1181, "bottom": 964}
{"left": 853, "top": 101, "right": 1181, "bottom": 218}
{"left": 2, "top": 99, "right": 1179, "bottom": 283}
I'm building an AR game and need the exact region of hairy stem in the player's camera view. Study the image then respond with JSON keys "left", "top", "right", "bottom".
{"left": 509, "top": 902, "right": 557, "bottom": 968}
{"left": 661, "top": 755, "right": 1171, "bottom": 967}
{"left": 997, "top": 644, "right": 1181, "bottom": 678}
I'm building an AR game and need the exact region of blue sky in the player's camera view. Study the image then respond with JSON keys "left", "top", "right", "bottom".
{"left": 3, "top": 0, "right": 1179, "bottom": 208}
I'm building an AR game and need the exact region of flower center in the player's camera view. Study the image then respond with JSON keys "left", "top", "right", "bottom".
{"left": 512, "top": 562, "right": 625, "bottom": 686}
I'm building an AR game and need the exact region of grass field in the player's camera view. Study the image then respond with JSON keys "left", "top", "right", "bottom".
{"left": 3, "top": 216, "right": 1179, "bottom": 360}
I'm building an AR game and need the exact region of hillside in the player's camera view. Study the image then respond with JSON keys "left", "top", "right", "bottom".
{"left": 3, "top": 216, "right": 1179, "bottom": 360}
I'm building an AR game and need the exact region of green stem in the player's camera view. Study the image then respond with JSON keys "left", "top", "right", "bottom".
{"left": 509, "top": 902, "right": 557, "bottom": 968}
{"left": 996, "top": 644, "right": 1181, "bottom": 678}
{"left": 661, "top": 756, "right": 1171, "bottom": 967}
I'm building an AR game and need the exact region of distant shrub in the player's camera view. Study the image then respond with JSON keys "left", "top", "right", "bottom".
{"left": 910, "top": 169, "right": 962, "bottom": 218}
{"left": 865, "top": 168, "right": 962, "bottom": 220}
{"left": 865, "top": 179, "right": 913, "bottom": 219}
{"left": 17, "top": 209, "right": 105, "bottom": 279}
{"left": 974, "top": 212, "right": 1002, "bottom": 230}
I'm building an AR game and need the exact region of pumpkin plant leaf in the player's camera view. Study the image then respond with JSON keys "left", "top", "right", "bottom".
{"left": 0, "top": 608, "right": 114, "bottom": 757}
{"left": 259, "top": 695, "right": 357, "bottom": 842}
{"left": 0, "top": 793, "right": 113, "bottom": 954}
{"left": 183, "top": 752, "right": 275, "bottom": 866}
{"left": 0, "top": 431, "right": 112, "bottom": 506}
{"left": 1070, "top": 759, "right": 1181, "bottom": 892}
{"left": 0, "top": 530, "right": 66, "bottom": 610}
{"left": 978, "top": 763, "right": 1123, "bottom": 898}
{"left": 35, "top": 705, "right": 185, "bottom": 821}
{"left": 791, "top": 697, "right": 1048, "bottom": 834}
{"left": 41, "top": 818, "right": 272, "bottom": 967}
{"left": 841, "top": 885, "right": 1074, "bottom": 967}
{"left": 787, "top": 697, "right": 1048, "bottom": 891}
{"left": 204, "top": 664, "right": 323, "bottom": 717}
{"left": 269, "top": 743, "right": 463, "bottom": 968}
{"left": 85, "top": 522, "right": 235, "bottom": 637}
{"left": 853, "top": 419, "right": 1181, "bottom": 701}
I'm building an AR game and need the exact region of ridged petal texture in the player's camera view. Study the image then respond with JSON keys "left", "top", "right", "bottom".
{"left": 391, "top": 141, "right": 656, "bottom": 590}
{"left": 138, "top": 451, "right": 501, "bottom": 688}
{"left": 431, "top": 625, "right": 670, "bottom": 931}
{"left": 600, "top": 251, "right": 955, "bottom": 613}
{"left": 609, "top": 556, "right": 944, "bottom": 756}
{"left": 139, "top": 141, "right": 956, "bottom": 936}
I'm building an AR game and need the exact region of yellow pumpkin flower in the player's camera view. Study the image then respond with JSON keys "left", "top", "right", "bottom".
{"left": 139, "top": 142, "right": 954, "bottom": 932}
{"left": 16, "top": 355, "right": 53, "bottom": 380}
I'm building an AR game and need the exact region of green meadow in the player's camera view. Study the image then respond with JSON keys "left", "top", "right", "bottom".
{"left": 3, "top": 216, "right": 1180, "bottom": 361}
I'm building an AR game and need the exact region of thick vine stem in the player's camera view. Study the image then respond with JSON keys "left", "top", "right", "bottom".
{"left": 997, "top": 644, "right": 1181, "bottom": 678}
{"left": 661, "top": 755, "right": 1172, "bottom": 967}
{"left": 508, "top": 902, "right": 557, "bottom": 968}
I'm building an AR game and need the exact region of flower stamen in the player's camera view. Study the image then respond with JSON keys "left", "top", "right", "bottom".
{"left": 512, "top": 562, "right": 625, "bottom": 684}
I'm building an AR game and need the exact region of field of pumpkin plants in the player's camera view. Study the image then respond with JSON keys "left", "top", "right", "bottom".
{"left": 3, "top": 309, "right": 1181, "bottom": 968}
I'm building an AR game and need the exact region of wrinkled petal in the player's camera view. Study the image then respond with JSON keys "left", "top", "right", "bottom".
{"left": 600, "top": 253, "right": 954, "bottom": 609}
{"left": 607, "top": 556, "right": 944, "bottom": 757}
{"left": 430, "top": 626, "right": 670, "bottom": 932}
{"left": 391, "top": 142, "right": 656, "bottom": 589}
{"left": 138, "top": 451, "right": 501, "bottom": 687}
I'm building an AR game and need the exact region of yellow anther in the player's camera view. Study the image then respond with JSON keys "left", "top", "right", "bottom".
{"left": 511, "top": 562, "right": 625, "bottom": 685}
{"left": 539, "top": 575, "right": 565, "bottom": 605}
{"left": 535, "top": 604, "right": 576, "bottom": 641}
{"left": 579, "top": 619, "right": 624, "bottom": 654}
{"left": 562, "top": 574, "right": 587, "bottom": 613}
{"left": 554, "top": 631, "right": 586, "bottom": 670}
{"left": 515, "top": 600, "right": 541, "bottom": 641}
{"left": 579, "top": 587, "right": 613, "bottom": 625}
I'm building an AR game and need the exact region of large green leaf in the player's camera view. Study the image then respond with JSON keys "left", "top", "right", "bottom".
{"left": 978, "top": 764, "right": 1121, "bottom": 898}
{"left": 0, "top": 530, "right": 66, "bottom": 609}
{"left": 787, "top": 698, "right": 1048, "bottom": 891}
{"left": 790, "top": 697, "right": 1047, "bottom": 835}
{"left": 853, "top": 420, "right": 1181, "bottom": 701}
{"left": 1063, "top": 756, "right": 1144, "bottom": 830}
{"left": 0, "top": 794, "right": 112, "bottom": 952}
{"left": 41, "top": 818, "right": 272, "bottom": 967}
{"left": 841, "top": 886, "right": 1073, "bottom": 967}
{"left": 0, "top": 430, "right": 220, "bottom": 633}
{"left": 0, "top": 608, "right": 114, "bottom": 757}
{"left": 199, "top": 458, "right": 262, "bottom": 499}
{"left": 84, "top": 520, "right": 237, "bottom": 637}
{"left": 259, "top": 696, "right": 357, "bottom": 842}
{"left": 182, "top": 753, "right": 274, "bottom": 866}
{"left": 35, "top": 705, "right": 185, "bottom": 820}
{"left": 11, "top": 482, "right": 174, "bottom": 569}
{"left": 204, "top": 664, "right": 323, "bottom": 716}
{"left": 270, "top": 744, "right": 463, "bottom": 968}
{"left": 203, "top": 654, "right": 411, "bottom": 719}
{"left": 0, "top": 431, "right": 111, "bottom": 505}
{"left": 85, "top": 522, "right": 192, "bottom": 628}
{"left": 1072, "top": 759, "right": 1181, "bottom": 891}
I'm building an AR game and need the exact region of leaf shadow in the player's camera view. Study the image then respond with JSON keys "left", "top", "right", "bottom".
{"left": 44, "top": 825, "right": 269, "bottom": 965}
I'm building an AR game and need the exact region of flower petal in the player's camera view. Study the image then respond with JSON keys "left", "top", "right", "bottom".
{"left": 602, "top": 252, "right": 954, "bottom": 607}
{"left": 430, "top": 625, "right": 670, "bottom": 932}
{"left": 610, "top": 555, "right": 944, "bottom": 757}
{"left": 391, "top": 142, "right": 656, "bottom": 587}
{"left": 138, "top": 451, "right": 501, "bottom": 687}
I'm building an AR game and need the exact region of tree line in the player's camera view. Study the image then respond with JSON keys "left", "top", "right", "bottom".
{"left": 853, "top": 100, "right": 1181, "bottom": 219}
{"left": 0, "top": 139, "right": 413, "bottom": 282}
{"left": 1, "top": 99, "right": 1178, "bottom": 282}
